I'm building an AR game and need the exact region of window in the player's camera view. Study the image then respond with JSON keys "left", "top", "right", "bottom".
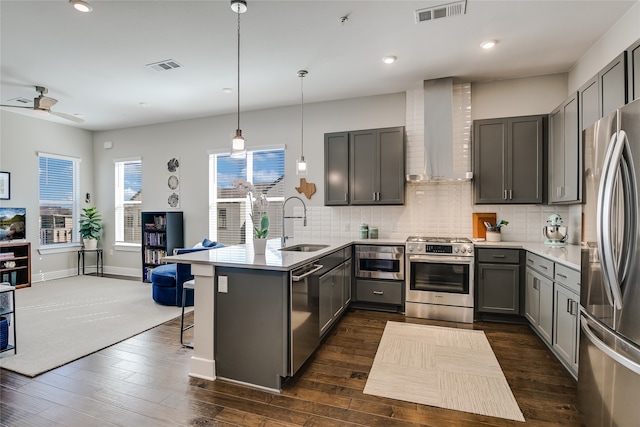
{"left": 115, "top": 159, "right": 142, "bottom": 245}
{"left": 38, "top": 153, "right": 80, "bottom": 246}
{"left": 209, "top": 148, "right": 284, "bottom": 246}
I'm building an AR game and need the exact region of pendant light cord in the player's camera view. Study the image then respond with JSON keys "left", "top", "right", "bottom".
{"left": 236, "top": 9, "right": 241, "bottom": 132}
{"left": 300, "top": 73, "right": 304, "bottom": 157}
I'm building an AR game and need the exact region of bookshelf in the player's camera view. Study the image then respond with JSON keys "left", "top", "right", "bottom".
{"left": 141, "top": 212, "right": 183, "bottom": 282}
{"left": 0, "top": 241, "right": 31, "bottom": 289}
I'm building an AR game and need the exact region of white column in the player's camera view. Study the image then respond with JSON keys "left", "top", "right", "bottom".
{"left": 188, "top": 263, "right": 216, "bottom": 380}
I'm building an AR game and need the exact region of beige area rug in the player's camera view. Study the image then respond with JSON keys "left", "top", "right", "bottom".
{"left": 0, "top": 275, "right": 187, "bottom": 377}
{"left": 364, "top": 321, "right": 525, "bottom": 422}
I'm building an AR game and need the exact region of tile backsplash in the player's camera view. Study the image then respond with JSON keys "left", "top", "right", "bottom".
{"left": 293, "top": 182, "right": 575, "bottom": 243}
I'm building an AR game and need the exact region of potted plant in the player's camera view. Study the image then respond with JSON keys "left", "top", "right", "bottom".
{"left": 233, "top": 179, "right": 270, "bottom": 254}
{"left": 79, "top": 206, "right": 102, "bottom": 250}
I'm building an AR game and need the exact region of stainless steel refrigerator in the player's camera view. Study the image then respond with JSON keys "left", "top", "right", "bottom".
{"left": 580, "top": 97, "right": 640, "bottom": 427}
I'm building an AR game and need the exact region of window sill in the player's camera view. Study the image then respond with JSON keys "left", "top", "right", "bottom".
{"left": 38, "top": 243, "right": 82, "bottom": 255}
{"left": 114, "top": 243, "right": 141, "bottom": 252}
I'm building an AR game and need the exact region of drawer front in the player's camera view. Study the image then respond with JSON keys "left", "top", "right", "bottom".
{"left": 355, "top": 279, "right": 403, "bottom": 305}
{"left": 526, "top": 252, "right": 554, "bottom": 278}
{"left": 555, "top": 263, "right": 580, "bottom": 293}
{"left": 477, "top": 248, "right": 520, "bottom": 264}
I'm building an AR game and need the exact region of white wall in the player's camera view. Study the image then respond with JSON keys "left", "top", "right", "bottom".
{"left": 92, "top": 93, "right": 406, "bottom": 275}
{"left": 568, "top": 1, "right": 640, "bottom": 93}
{"left": 0, "top": 110, "right": 94, "bottom": 281}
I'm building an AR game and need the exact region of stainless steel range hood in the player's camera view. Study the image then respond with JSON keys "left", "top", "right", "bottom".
{"left": 406, "top": 78, "right": 473, "bottom": 183}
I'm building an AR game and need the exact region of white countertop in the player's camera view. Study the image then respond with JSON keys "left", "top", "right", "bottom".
{"left": 164, "top": 237, "right": 582, "bottom": 272}
{"left": 475, "top": 241, "right": 582, "bottom": 270}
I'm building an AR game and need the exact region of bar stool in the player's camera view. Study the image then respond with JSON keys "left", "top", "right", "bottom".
{"left": 180, "top": 279, "right": 195, "bottom": 348}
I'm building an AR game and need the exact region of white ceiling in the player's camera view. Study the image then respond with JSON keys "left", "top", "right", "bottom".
{"left": 0, "top": 0, "right": 636, "bottom": 131}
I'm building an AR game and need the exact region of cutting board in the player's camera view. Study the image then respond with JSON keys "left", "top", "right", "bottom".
{"left": 472, "top": 213, "right": 497, "bottom": 239}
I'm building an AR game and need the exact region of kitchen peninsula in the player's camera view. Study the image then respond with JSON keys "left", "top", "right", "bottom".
{"left": 163, "top": 238, "right": 384, "bottom": 391}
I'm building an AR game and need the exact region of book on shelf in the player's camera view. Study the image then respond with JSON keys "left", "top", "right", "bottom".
{"left": 0, "top": 253, "right": 15, "bottom": 260}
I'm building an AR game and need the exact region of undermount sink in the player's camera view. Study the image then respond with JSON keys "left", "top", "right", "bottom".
{"left": 279, "top": 244, "right": 329, "bottom": 252}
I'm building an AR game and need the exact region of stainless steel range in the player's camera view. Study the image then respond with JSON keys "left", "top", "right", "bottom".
{"left": 405, "top": 236, "right": 475, "bottom": 323}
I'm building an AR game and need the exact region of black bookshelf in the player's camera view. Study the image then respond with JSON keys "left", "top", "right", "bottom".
{"left": 141, "top": 211, "right": 184, "bottom": 282}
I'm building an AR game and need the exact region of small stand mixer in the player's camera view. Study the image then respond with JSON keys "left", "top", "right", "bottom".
{"left": 543, "top": 213, "right": 568, "bottom": 246}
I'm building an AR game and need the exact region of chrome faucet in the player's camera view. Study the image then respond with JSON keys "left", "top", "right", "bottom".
{"left": 281, "top": 196, "right": 307, "bottom": 247}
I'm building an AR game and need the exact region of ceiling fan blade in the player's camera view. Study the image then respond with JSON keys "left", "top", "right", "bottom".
{"left": 49, "top": 110, "right": 85, "bottom": 123}
{"left": 0, "top": 104, "right": 33, "bottom": 110}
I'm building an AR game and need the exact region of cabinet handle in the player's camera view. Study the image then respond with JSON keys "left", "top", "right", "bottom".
{"left": 557, "top": 273, "right": 567, "bottom": 279}
{"left": 509, "top": 189, "right": 513, "bottom": 199}
{"left": 373, "top": 290, "right": 384, "bottom": 295}
{"left": 533, "top": 278, "right": 539, "bottom": 290}
{"left": 344, "top": 193, "right": 347, "bottom": 202}
{"left": 492, "top": 254, "right": 506, "bottom": 258}
{"left": 527, "top": 258, "right": 534, "bottom": 264}
{"left": 540, "top": 265, "right": 548, "bottom": 270}
{"left": 503, "top": 190, "right": 508, "bottom": 200}
{"left": 566, "top": 299, "right": 572, "bottom": 314}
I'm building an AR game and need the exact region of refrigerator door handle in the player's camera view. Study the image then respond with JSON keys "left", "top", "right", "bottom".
{"left": 597, "top": 132, "right": 621, "bottom": 308}
{"left": 581, "top": 315, "right": 640, "bottom": 375}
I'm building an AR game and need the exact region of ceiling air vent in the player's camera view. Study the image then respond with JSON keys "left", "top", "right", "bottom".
{"left": 145, "top": 59, "right": 183, "bottom": 72}
{"left": 415, "top": 0, "right": 467, "bottom": 23}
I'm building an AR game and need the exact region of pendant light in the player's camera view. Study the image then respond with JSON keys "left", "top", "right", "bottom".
{"left": 230, "top": 0, "right": 247, "bottom": 158}
{"left": 296, "top": 70, "right": 308, "bottom": 175}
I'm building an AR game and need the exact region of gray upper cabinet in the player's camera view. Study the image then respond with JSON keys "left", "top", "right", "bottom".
{"left": 600, "top": 52, "right": 627, "bottom": 117}
{"left": 628, "top": 39, "right": 640, "bottom": 102}
{"left": 325, "top": 126, "right": 405, "bottom": 206}
{"left": 474, "top": 115, "right": 545, "bottom": 204}
{"left": 549, "top": 92, "right": 581, "bottom": 204}
{"left": 350, "top": 127, "right": 405, "bottom": 205}
{"left": 324, "top": 132, "right": 350, "bottom": 205}
{"left": 579, "top": 52, "right": 628, "bottom": 132}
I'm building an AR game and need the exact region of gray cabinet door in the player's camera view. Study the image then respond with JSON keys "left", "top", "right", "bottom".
{"left": 324, "top": 132, "right": 349, "bottom": 206}
{"left": 377, "top": 127, "right": 405, "bottom": 204}
{"left": 629, "top": 39, "right": 640, "bottom": 102}
{"left": 477, "top": 263, "right": 520, "bottom": 314}
{"left": 538, "top": 272, "right": 554, "bottom": 344}
{"left": 553, "top": 282, "right": 579, "bottom": 375}
{"left": 600, "top": 52, "right": 627, "bottom": 117}
{"left": 525, "top": 267, "right": 540, "bottom": 325}
{"left": 549, "top": 93, "right": 580, "bottom": 203}
{"left": 509, "top": 116, "right": 544, "bottom": 203}
{"left": 319, "top": 272, "right": 333, "bottom": 335}
{"left": 579, "top": 76, "right": 600, "bottom": 131}
{"left": 342, "top": 259, "right": 352, "bottom": 306}
{"left": 474, "top": 119, "right": 507, "bottom": 203}
{"left": 349, "top": 129, "right": 378, "bottom": 205}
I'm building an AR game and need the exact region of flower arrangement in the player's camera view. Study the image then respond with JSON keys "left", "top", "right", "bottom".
{"left": 233, "top": 178, "right": 270, "bottom": 239}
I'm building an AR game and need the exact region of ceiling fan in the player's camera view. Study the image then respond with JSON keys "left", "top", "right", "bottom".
{"left": 0, "top": 86, "right": 84, "bottom": 123}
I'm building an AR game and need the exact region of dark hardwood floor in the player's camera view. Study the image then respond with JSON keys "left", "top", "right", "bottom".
{"left": 1, "top": 307, "right": 584, "bottom": 426}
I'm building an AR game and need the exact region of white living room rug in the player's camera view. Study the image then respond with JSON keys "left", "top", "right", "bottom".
{"left": 0, "top": 275, "right": 187, "bottom": 377}
{"left": 364, "top": 321, "right": 525, "bottom": 422}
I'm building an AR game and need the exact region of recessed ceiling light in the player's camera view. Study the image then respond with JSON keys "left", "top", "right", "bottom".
{"left": 222, "top": 88, "right": 233, "bottom": 93}
{"left": 69, "top": 0, "right": 93, "bottom": 13}
{"left": 139, "top": 102, "right": 150, "bottom": 108}
{"left": 383, "top": 55, "right": 397, "bottom": 64}
{"left": 480, "top": 40, "right": 497, "bottom": 49}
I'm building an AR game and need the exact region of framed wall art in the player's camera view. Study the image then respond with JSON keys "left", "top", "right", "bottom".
{"left": 0, "top": 172, "right": 10, "bottom": 200}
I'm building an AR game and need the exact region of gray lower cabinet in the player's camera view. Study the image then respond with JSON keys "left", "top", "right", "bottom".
{"left": 354, "top": 279, "right": 404, "bottom": 311}
{"left": 325, "top": 127, "right": 405, "bottom": 206}
{"left": 552, "top": 263, "right": 581, "bottom": 378}
{"left": 214, "top": 267, "right": 289, "bottom": 390}
{"left": 476, "top": 248, "right": 521, "bottom": 315}
{"left": 319, "top": 253, "right": 351, "bottom": 336}
{"left": 549, "top": 92, "right": 581, "bottom": 204}
{"left": 525, "top": 253, "right": 554, "bottom": 344}
{"left": 473, "top": 115, "right": 544, "bottom": 204}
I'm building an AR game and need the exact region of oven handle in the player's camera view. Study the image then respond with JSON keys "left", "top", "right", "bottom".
{"left": 356, "top": 252, "right": 405, "bottom": 261}
{"left": 408, "top": 255, "right": 474, "bottom": 265}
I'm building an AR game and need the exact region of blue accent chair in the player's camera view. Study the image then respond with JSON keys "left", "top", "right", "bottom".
{"left": 151, "top": 242, "right": 224, "bottom": 306}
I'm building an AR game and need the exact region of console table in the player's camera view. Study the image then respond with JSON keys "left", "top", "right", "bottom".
{"left": 77, "top": 249, "right": 104, "bottom": 276}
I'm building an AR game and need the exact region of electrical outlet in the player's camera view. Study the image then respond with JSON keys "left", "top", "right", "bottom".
{"left": 218, "top": 276, "right": 228, "bottom": 293}
{"left": 109, "top": 249, "right": 113, "bottom": 256}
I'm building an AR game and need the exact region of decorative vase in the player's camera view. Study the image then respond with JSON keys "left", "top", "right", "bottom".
{"left": 253, "top": 238, "right": 267, "bottom": 255}
{"left": 486, "top": 231, "right": 501, "bottom": 242}
{"left": 83, "top": 238, "right": 98, "bottom": 250}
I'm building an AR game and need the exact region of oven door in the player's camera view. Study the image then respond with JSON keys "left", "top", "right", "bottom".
{"left": 406, "top": 254, "right": 474, "bottom": 308}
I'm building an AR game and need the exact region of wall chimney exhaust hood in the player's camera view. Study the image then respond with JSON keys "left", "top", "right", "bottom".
{"left": 406, "top": 78, "right": 473, "bottom": 183}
